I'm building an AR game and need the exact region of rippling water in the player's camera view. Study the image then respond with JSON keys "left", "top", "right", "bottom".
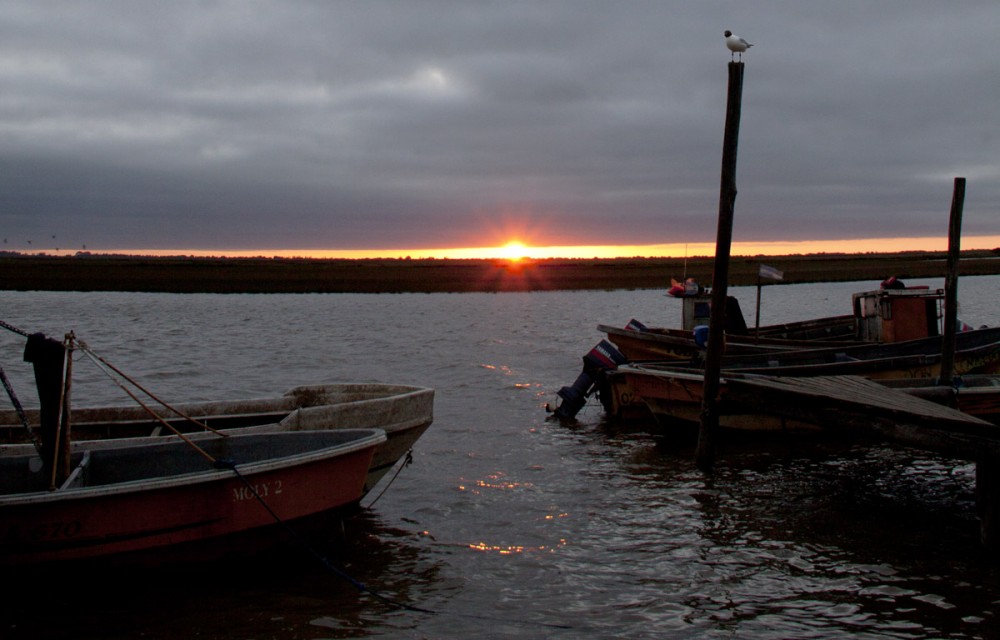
{"left": 3, "top": 276, "right": 1000, "bottom": 639}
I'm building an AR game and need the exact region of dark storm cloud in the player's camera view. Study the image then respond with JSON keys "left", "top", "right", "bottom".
{"left": 1, "top": 1, "right": 997, "bottom": 253}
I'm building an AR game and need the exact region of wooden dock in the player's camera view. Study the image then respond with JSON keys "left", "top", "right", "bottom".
{"left": 723, "top": 374, "right": 1000, "bottom": 548}
{"left": 725, "top": 375, "right": 998, "bottom": 454}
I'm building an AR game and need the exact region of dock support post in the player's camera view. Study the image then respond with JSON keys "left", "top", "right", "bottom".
{"left": 939, "top": 177, "right": 965, "bottom": 384}
{"left": 977, "top": 454, "right": 1000, "bottom": 551}
{"left": 754, "top": 275, "right": 762, "bottom": 339}
{"left": 697, "top": 61, "right": 745, "bottom": 472}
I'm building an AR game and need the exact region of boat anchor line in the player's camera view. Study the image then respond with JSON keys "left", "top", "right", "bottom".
{"left": 74, "top": 342, "right": 223, "bottom": 463}
{"left": 363, "top": 449, "right": 413, "bottom": 508}
{"left": 1, "top": 318, "right": 229, "bottom": 467}
{"left": 76, "top": 342, "right": 227, "bottom": 438}
{"left": 0, "top": 319, "right": 31, "bottom": 338}
{"left": 0, "top": 320, "right": 42, "bottom": 453}
{"left": 0, "top": 367, "right": 41, "bottom": 454}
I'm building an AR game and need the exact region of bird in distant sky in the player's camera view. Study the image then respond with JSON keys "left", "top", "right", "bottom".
{"left": 724, "top": 30, "right": 752, "bottom": 60}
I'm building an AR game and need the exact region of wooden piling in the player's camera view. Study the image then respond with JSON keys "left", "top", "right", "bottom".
{"left": 49, "top": 334, "right": 74, "bottom": 489}
{"left": 939, "top": 177, "right": 965, "bottom": 384}
{"left": 697, "top": 61, "right": 745, "bottom": 472}
{"left": 978, "top": 455, "right": 1000, "bottom": 552}
{"left": 754, "top": 274, "right": 762, "bottom": 340}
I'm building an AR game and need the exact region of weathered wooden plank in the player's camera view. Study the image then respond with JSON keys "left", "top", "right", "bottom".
{"left": 726, "top": 374, "right": 992, "bottom": 429}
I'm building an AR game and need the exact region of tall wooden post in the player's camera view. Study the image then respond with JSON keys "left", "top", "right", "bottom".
{"left": 754, "top": 275, "right": 763, "bottom": 340}
{"left": 697, "top": 61, "right": 745, "bottom": 472}
{"left": 979, "top": 456, "right": 1000, "bottom": 551}
{"left": 939, "top": 177, "right": 965, "bottom": 385}
{"left": 49, "top": 334, "right": 74, "bottom": 489}
{"left": 57, "top": 333, "right": 74, "bottom": 485}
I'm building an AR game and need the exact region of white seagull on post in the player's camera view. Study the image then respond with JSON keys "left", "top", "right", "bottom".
{"left": 724, "top": 30, "right": 752, "bottom": 60}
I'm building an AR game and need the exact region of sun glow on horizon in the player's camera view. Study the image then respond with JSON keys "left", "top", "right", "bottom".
{"left": 29, "top": 235, "right": 1000, "bottom": 260}
{"left": 498, "top": 241, "right": 529, "bottom": 261}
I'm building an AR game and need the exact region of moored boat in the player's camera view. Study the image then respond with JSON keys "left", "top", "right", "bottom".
{"left": 1, "top": 323, "right": 433, "bottom": 497}
{"left": 599, "top": 284, "right": 951, "bottom": 363}
{"left": 598, "top": 320, "right": 859, "bottom": 362}
{"left": 1, "top": 383, "right": 434, "bottom": 496}
{"left": 555, "top": 282, "right": 994, "bottom": 420}
{"left": 0, "top": 429, "right": 385, "bottom": 566}
{"left": 615, "top": 363, "right": 999, "bottom": 446}
{"left": 702, "top": 325, "right": 1000, "bottom": 379}
{"left": 602, "top": 326, "right": 1000, "bottom": 421}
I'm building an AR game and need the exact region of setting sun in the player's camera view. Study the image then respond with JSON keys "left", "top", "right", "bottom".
{"left": 499, "top": 241, "right": 529, "bottom": 261}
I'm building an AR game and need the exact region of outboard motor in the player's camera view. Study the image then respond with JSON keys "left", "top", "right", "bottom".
{"left": 551, "top": 339, "right": 627, "bottom": 420}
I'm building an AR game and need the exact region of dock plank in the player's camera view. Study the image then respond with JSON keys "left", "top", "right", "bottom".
{"left": 725, "top": 374, "right": 993, "bottom": 432}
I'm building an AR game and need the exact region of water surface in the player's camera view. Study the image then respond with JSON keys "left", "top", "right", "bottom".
{"left": 2, "top": 276, "right": 999, "bottom": 638}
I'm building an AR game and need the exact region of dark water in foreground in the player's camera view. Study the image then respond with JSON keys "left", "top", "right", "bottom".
{"left": 2, "top": 276, "right": 1000, "bottom": 639}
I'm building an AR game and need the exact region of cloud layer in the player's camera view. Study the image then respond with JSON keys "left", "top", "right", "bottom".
{"left": 2, "top": 1, "right": 998, "bottom": 253}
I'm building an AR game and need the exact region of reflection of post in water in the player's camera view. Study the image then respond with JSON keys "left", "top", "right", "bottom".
{"left": 697, "top": 61, "right": 745, "bottom": 472}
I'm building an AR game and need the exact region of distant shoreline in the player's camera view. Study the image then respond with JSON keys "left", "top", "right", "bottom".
{"left": 2, "top": 251, "right": 999, "bottom": 294}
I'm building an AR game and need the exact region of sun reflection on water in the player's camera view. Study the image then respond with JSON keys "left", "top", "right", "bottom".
{"left": 468, "top": 538, "right": 568, "bottom": 555}
{"left": 455, "top": 472, "right": 569, "bottom": 554}
{"left": 458, "top": 472, "right": 534, "bottom": 494}
{"left": 479, "top": 363, "right": 516, "bottom": 376}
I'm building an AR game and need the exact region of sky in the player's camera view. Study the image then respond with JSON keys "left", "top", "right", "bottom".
{"left": 1, "top": 1, "right": 998, "bottom": 259}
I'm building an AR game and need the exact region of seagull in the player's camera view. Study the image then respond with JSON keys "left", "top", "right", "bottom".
{"left": 724, "top": 30, "right": 753, "bottom": 60}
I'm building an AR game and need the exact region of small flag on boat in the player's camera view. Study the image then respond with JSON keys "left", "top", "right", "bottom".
{"left": 625, "top": 318, "right": 649, "bottom": 332}
{"left": 758, "top": 264, "right": 783, "bottom": 281}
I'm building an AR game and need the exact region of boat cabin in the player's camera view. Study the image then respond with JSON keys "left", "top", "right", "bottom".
{"left": 852, "top": 287, "right": 943, "bottom": 343}
{"left": 681, "top": 295, "right": 748, "bottom": 334}
{"left": 681, "top": 295, "right": 712, "bottom": 331}
{"left": 678, "top": 284, "right": 945, "bottom": 344}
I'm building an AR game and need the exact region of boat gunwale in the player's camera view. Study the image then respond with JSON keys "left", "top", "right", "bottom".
{"left": 0, "top": 382, "right": 434, "bottom": 426}
{"left": 598, "top": 320, "right": 862, "bottom": 352}
{"left": 0, "top": 429, "right": 386, "bottom": 505}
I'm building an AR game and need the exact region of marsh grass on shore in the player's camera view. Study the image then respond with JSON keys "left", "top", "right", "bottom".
{"left": 2, "top": 250, "right": 999, "bottom": 293}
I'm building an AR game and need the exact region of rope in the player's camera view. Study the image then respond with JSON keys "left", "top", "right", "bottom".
{"left": 363, "top": 449, "right": 413, "bottom": 508}
{"left": 0, "top": 366, "right": 42, "bottom": 454}
{"left": 0, "top": 319, "right": 30, "bottom": 338}
{"left": 77, "top": 346, "right": 218, "bottom": 464}
{"left": 76, "top": 342, "right": 227, "bottom": 437}
{"left": 217, "top": 458, "right": 439, "bottom": 614}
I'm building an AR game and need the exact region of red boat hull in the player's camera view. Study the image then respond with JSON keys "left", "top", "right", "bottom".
{"left": 0, "top": 432, "right": 380, "bottom": 566}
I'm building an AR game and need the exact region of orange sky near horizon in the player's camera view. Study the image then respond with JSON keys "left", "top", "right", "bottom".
{"left": 44, "top": 235, "right": 1000, "bottom": 260}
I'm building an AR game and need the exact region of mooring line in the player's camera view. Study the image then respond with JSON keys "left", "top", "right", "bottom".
{"left": 77, "top": 342, "right": 227, "bottom": 436}
{"left": 218, "top": 460, "right": 573, "bottom": 631}
{"left": 0, "top": 366, "right": 42, "bottom": 454}
{"left": 0, "top": 319, "right": 30, "bottom": 338}
{"left": 216, "top": 458, "right": 438, "bottom": 612}
{"left": 362, "top": 449, "right": 413, "bottom": 508}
